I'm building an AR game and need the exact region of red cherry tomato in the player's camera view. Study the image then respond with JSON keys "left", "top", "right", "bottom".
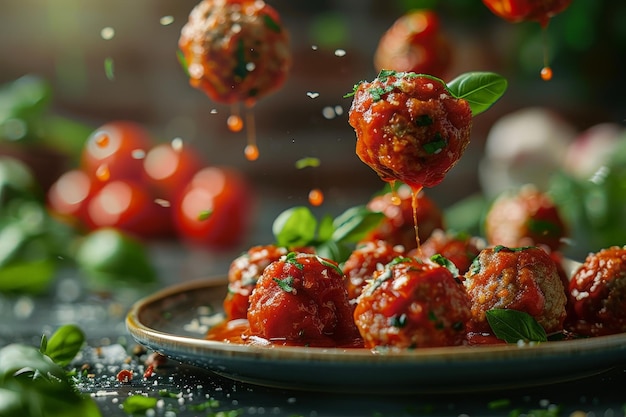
{"left": 172, "top": 166, "right": 252, "bottom": 248}
{"left": 47, "top": 169, "right": 99, "bottom": 227}
{"left": 142, "top": 139, "right": 204, "bottom": 201}
{"left": 81, "top": 121, "right": 153, "bottom": 184}
{"left": 84, "top": 179, "right": 173, "bottom": 238}
{"left": 481, "top": 0, "right": 572, "bottom": 26}
{"left": 374, "top": 10, "right": 452, "bottom": 79}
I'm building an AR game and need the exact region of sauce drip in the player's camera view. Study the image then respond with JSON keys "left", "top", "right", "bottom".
{"left": 244, "top": 110, "right": 259, "bottom": 161}
{"left": 411, "top": 185, "right": 424, "bottom": 255}
{"left": 539, "top": 21, "right": 553, "bottom": 81}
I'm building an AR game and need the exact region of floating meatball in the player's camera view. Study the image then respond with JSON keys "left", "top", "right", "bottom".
{"left": 354, "top": 258, "right": 471, "bottom": 349}
{"left": 484, "top": 185, "right": 568, "bottom": 251}
{"left": 223, "top": 245, "right": 291, "bottom": 320}
{"left": 247, "top": 252, "right": 359, "bottom": 347}
{"left": 348, "top": 70, "right": 472, "bottom": 189}
{"left": 374, "top": 10, "right": 452, "bottom": 79}
{"left": 411, "top": 229, "right": 485, "bottom": 275}
{"left": 342, "top": 239, "right": 405, "bottom": 302}
{"left": 179, "top": 0, "right": 291, "bottom": 104}
{"left": 566, "top": 246, "right": 626, "bottom": 336}
{"left": 364, "top": 185, "right": 444, "bottom": 251}
{"left": 464, "top": 246, "right": 567, "bottom": 335}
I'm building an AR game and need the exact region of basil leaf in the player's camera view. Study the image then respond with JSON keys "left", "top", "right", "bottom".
{"left": 332, "top": 205, "right": 384, "bottom": 244}
{"left": 446, "top": 72, "right": 507, "bottom": 116}
{"left": 272, "top": 206, "right": 318, "bottom": 248}
{"left": 486, "top": 309, "right": 547, "bottom": 343}
{"left": 273, "top": 276, "right": 295, "bottom": 293}
{"left": 44, "top": 324, "right": 85, "bottom": 367}
{"left": 317, "top": 214, "right": 335, "bottom": 242}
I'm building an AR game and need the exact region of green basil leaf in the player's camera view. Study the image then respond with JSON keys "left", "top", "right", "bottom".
{"left": 44, "top": 324, "right": 85, "bottom": 367}
{"left": 317, "top": 214, "right": 335, "bottom": 242}
{"left": 486, "top": 309, "right": 547, "bottom": 343}
{"left": 272, "top": 206, "right": 317, "bottom": 248}
{"left": 332, "top": 205, "right": 384, "bottom": 243}
{"left": 446, "top": 72, "right": 507, "bottom": 116}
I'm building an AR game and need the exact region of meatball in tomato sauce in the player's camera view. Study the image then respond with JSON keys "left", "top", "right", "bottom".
{"left": 354, "top": 258, "right": 471, "bottom": 349}
{"left": 364, "top": 185, "right": 444, "bottom": 251}
{"left": 224, "top": 245, "right": 291, "bottom": 320}
{"left": 566, "top": 246, "right": 626, "bottom": 336}
{"left": 484, "top": 185, "right": 567, "bottom": 251}
{"left": 411, "top": 229, "right": 484, "bottom": 275}
{"left": 247, "top": 252, "right": 359, "bottom": 347}
{"left": 342, "top": 239, "right": 405, "bottom": 302}
{"left": 463, "top": 246, "right": 567, "bottom": 336}
{"left": 348, "top": 70, "right": 472, "bottom": 189}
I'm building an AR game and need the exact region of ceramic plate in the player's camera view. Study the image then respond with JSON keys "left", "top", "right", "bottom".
{"left": 126, "top": 273, "right": 626, "bottom": 394}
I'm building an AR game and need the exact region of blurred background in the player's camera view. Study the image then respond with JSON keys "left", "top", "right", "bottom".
{"left": 1, "top": 0, "right": 626, "bottom": 260}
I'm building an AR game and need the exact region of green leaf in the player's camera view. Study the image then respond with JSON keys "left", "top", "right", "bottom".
{"left": 0, "top": 258, "right": 55, "bottom": 294}
{"left": 104, "top": 57, "right": 115, "bottom": 81}
{"left": 430, "top": 254, "right": 460, "bottom": 278}
{"left": 317, "top": 214, "right": 335, "bottom": 242}
{"left": 122, "top": 395, "right": 158, "bottom": 414}
{"left": 262, "top": 14, "right": 282, "bottom": 33}
{"left": 44, "top": 324, "right": 85, "bottom": 367}
{"left": 485, "top": 309, "right": 547, "bottom": 343}
{"left": 294, "top": 157, "right": 321, "bottom": 169}
{"left": 273, "top": 276, "right": 295, "bottom": 293}
{"left": 332, "top": 205, "right": 384, "bottom": 243}
{"left": 446, "top": 72, "right": 507, "bottom": 116}
{"left": 272, "top": 206, "right": 318, "bottom": 248}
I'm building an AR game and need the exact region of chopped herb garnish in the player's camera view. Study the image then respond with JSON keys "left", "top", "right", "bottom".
{"left": 123, "top": 395, "right": 158, "bottom": 413}
{"left": 177, "top": 50, "right": 189, "bottom": 76}
{"left": 316, "top": 256, "right": 343, "bottom": 275}
{"left": 415, "top": 114, "right": 433, "bottom": 126}
{"left": 233, "top": 38, "right": 248, "bottom": 80}
{"left": 488, "top": 398, "right": 511, "bottom": 410}
{"left": 197, "top": 209, "right": 213, "bottom": 221}
{"left": 430, "top": 254, "right": 459, "bottom": 279}
{"left": 274, "top": 276, "right": 295, "bottom": 292}
{"left": 423, "top": 133, "right": 447, "bottom": 154}
{"left": 285, "top": 252, "right": 304, "bottom": 269}
{"left": 104, "top": 57, "right": 115, "bottom": 80}
{"left": 263, "top": 14, "right": 282, "bottom": 33}
{"left": 390, "top": 313, "right": 408, "bottom": 328}
{"left": 493, "top": 245, "right": 535, "bottom": 253}
{"left": 295, "top": 157, "right": 321, "bottom": 169}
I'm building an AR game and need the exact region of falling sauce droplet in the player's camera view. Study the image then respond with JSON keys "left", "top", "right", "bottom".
{"left": 227, "top": 115, "right": 244, "bottom": 132}
{"left": 308, "top": 188, "right": 324, "bottom": 206}
{"left": 389, "top": 181, "right": 401, "bottom": 206}
{"left": 540, "top": 66, "right": 553, "bottom": 81}
{"left": 95, "top": 164, "right": 110, "bottom": 182}
{"left": 244, "top": 144, "right": 259, "bottom": 161}
{"left": 95, "top": 133, "right": 110, "bottom": 148}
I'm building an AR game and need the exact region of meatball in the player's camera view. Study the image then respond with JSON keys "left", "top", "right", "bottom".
{"left": 484, "top": 185, "right": 568, "bottom": 251}
{"left": 342, "top": 239, "right": 405, "bottom": 302}
{"left": 566, "top": 246, "right": 626, "bottom": 336}
{"left": 179, "top": 0, "right": 291, "bottom": 104}
{"left": 411, "top": 229, "right": 485, "bottom": 275}
{"left": 374, "top": 10, "right": 452, "bottom": 79}
{"left": 247, "top": 252, "right": 359, "bottom": 347}
{"left": 354, "top": 258, "right": 471, "bottom": 349}
{"left": 348, "top": 70, "right": 472, "bottom": 189}
{"left": 364, "top": 185, "right": 444, "bottom": 251}
{"left": 463, "top": 246, "right": 567, "bottom": 335}
{"left": 223, "top": 245, "right": 291, "bottom": 320}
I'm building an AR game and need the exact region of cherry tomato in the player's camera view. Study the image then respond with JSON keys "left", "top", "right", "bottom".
{"left": 84, "top": 179, "right": 173, "bottom": 238}
{"left": 47, "top": 169, "right": 98, "bottom": 227}
{"left": 81, "top": 121, "right": 153, "bottom": 184}
{"left": 481, "top": 0, "right": 572, "bottom": 26}
{"left": 142, "top": 139, "right": 204, "bottom": 201}
{"left": 374, "top": 10, "right": 452, "bottom": 79}
{"left": 172, "top": 166, "right": 252, "bottom": 248}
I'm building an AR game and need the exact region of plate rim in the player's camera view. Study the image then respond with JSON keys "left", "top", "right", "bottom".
{"left": 126, "top": 277, "right": 626, "bottom": 365}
